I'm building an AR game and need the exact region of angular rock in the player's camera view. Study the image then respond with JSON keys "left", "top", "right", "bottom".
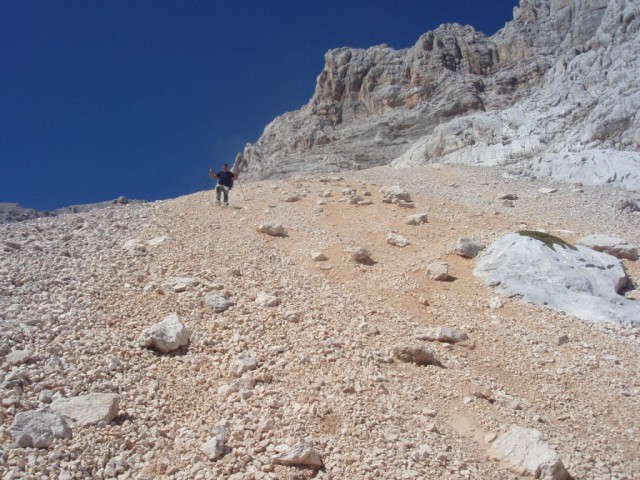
{"left": 359, "top": 322, "right": 380, "bottom": 336}
{"left": 139, "top": 313, "right": 190, "bottom": 353}
{"left": 413, "top": 327, "right": 468, "bottom": 343}
{"left": 6, "top": 349, "right": 33, "bottom": 366}
{"left": 427, "top": 262, "right": 449, "bottom": 281}
{"left": 405, "top": 213, "right": 428, "bottom": 225}
{"left": 255, "top": 292, "right": 280, "bottom": 307}
{"left": 498, "top": 193, "right": 518, "bottom": 200}
{"left": 284, "top": 194, "right": 301, "bottom": 202}
{"left": 50, "top": 393, "right": 120, "bottom": 427}
{"left": 387, "top": 232, "right": 409, "bottom": 247}
{"left": 454, "top": 237, "right": 486, "bottom": 258}
{"left": 381, "top": 186, "right": 412, "bottom": 204}
{"left": 576, "top": 234, "right": 638, "bottom": 261}
{"left": 200, "top": 435, "right": 226, "bottom": 461}
{"left": 123, "top": 238, "right": 147, "bottom": 256}
{"left": 230, "top": 352, "right": 258, "bottom": 377}
{"left": 203, "top": 293, "right": 235, "bottom": 312}
{"left": 257, "top": 221, "right": 287, "bottom": 237}
{"left": 165, "top": 276, "right": 200, "bottom": 293}
{"left": 310, "top": 251, "right": 328, "bottom": 261}
{"left": 272, "top": 441, "right": 323, "bottom": 469}
{"left": 393, "top": 345, "right": 438, "bottom": 366}
{"left": 10, "top": 408, "right": 72, "bottom": 448}
{"left": 147, "top": 235, "right": 171, "bottom": 246}
{"left": 491, "top": 427, "right": 570, "bottom": 480}
{"left": 346, "top": 246, "right": 373, "bottom": 264}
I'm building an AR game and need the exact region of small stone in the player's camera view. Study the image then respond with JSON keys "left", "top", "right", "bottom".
{"left": 230, "top": 352, "right": 258, "bottom": 377}
{"left": 311, "top": 252, "right": 328, "bottom": 261}
{"left": 284, "top": 194, "right": 301, "bottom": 202}
{"left": 489, "top": 297, "right": 503, "bottom": 309}
{"left": 427, "top": 262, "right": 449, "bottom": 281}
{"left": 346, "top": 246, "right": 373, "bottom": 264}
{"left": 200, "top": 435, "right": 226, "bottom": 461}
{"left": 272, "top": 441, "right": 323, "bottom": 469}
{"left": 557, "top": 334, "right": 570, "bottom": 346}
{"left": 393, "top": 345, "right": 438, "bottom": 366}
{"left": 539, "top": 187, "right": 557, "bottom": 194}
{"left": 454, "top": 237, "right": 486, "bottom": 258}
{"left": 413, "top": 327, "right": 468, "bottom": 343}
{"left": 381, "top": 186, "right": 412, "bottom": 204}
{"left": 387, "top": 232, "right": 409, "bottom": 247}
{"left": 6, "top": 349, "right": 33, "bottom": 366}
{"left": 255, "top": 292, "right": 280, "bottom": 307}
{"left": 138, "top": 313, "right": 190, "bottom": 353}
{"left": 498, "top": 193, "right": 518, "bottom": 200}
{"left": 203, "top": 293, "right": 235, "bottom": 312}
{"left": 405, "top": 213, "right": 428, "bottom": 225}
{"left": 257, "top": 222, "right": 288, "bottom": 237}
{"left": 359, "top": 322, "right": 380, "bottom": 336}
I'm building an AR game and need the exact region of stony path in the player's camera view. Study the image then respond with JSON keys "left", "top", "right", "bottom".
{"left": 1, "top": 165, "right": 638, "bottom": 479}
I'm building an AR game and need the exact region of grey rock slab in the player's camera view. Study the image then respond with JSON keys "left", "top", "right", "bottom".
{"left": 6, "top": 349, "right": 33, "bottom": 366}
{"left": 10, "top": 408, "right": 72, "bottom": 448}
{"left": 257, "top": 221, "right": 287, "bottom": 237}
{"left": 272, "top": 441, "right": 323, "bottom": 469}
{"left": 50, "top": 393, "right": 120, "bottom": 427}
{"left": 139, "top": 313, "right": 190, "bottom": 353}
{"left": 490, "top": 427, "right": 570, "bottom": 480}
{"left": 165, "top": 276, "right": 200, "bottom": 293}
{"left": 475, "top": 233, "right": 640, "bottom": 326}
{"left": 576, "top": 234, "right": 638, "bottom": 261}
{"left": 454, "top": 237, "right": 486, "bottom": 258}
{"left": 203, "top": 293, "right": 235, "bottom": 312}
{"left": 393, "top": 345, "right": 439, "bottom": 366}
{"left": 413, "top": 327, "right": 469, "bottom": 343}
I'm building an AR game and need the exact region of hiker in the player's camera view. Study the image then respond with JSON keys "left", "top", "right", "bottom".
{"left": 209, "top": 163, "right": 238, "bottom": 206}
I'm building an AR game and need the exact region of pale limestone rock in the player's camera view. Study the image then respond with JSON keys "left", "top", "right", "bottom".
{"left": 427, "top": 262, "right": 449, "bottom": 281}
{"left": 576, "top": 234, "right": 638, "bottom": 261}
{"left": 413, "top": 327, "right": 468, "bottom": 343}
{"left": 405, "top": 213, "right": 428, "bottom": 225}
{"left": 200, "top": 435, "right": 226, "bottom": 461}
{"left": 491, "top": 427, "right": 570, "bottom": 480}
{"left": 454, "top": 237, "right": 486, "bottom": 258}
{"left": 311, "top": 251, "right": 328, "bottom": 261}
{"left": 139, "top": 313, "right": 190, "bottom": 353}
{"left": 346, "top": 246, "right": 372, "bottom": 264}
{"left": 381, "top": 186, "right": 412, "bottom": 204}
{"left": 10, "top": 409, "right": 72, "bottom": 448}
{"left": 272, "top": 441, "right": 323, "bottom": 469}
{"left": 257, "top": 222, "right": 287, "bottom": 237}
{"left": 230, "top": 352, "right": 258, "bottom": 377}
{"left": 50, "top": 393, "right": 120, "bottom": 427}
{"left": 387, "top": 232, "right": 409, "bottom": 247}
{"left": 255, "top": 292, "right": 280, "bottom": 307}
{"left": 6, "top": 349, "right": 33, "bottom": 366}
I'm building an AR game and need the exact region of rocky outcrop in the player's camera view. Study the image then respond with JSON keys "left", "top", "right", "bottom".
{"left": 237, "top": 0, "right": 640, "bottom": 190}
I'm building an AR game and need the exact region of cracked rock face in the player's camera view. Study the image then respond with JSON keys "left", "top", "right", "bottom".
{"left": 236, "top": 0, "right": 640, "bottom": 191}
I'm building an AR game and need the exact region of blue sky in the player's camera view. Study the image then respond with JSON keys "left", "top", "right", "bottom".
{"left": 1, "top": 0, "right": 518, "bottom": 210}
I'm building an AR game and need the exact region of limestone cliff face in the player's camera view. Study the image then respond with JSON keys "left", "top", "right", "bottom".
{"left": 236, "top": 0, "right": 640, "bottom": 190}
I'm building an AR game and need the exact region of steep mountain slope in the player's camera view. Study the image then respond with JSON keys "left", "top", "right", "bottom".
{"left": 236, "top": 0, "right": 640, "bottom": 190}
{"left": 1, "top": 165, "right": 639, "bottom": 478}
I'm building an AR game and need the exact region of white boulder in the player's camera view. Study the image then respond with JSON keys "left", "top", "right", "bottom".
{"left": 475, "top": 233, "right": 639, "bottom": 326}
{"left": 257, "top": 222, "right": 287, "bottom": 237}
{"left": 139, "top": 313, "right": 190, "bottom": 353}
{"left": 490, "top": 427, "right": 570, "bottom": 480}
{"left": 387, "top": 232, "right": 409, "bottom": 247}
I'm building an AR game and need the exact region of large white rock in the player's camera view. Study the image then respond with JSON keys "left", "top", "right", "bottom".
{"left": 50, "top": 393, "right": 120, "bottom": 427}
{"left": 491, "top": 427, "right": 570, "bottom": 480}
{"left": 475, "top": 233, "right": 639, "bottom": 326}
{"left": 10, "top": 409, "right": 72, "bottom": 448}
{"left": 576, "top": 234, "right": 638, "bottom": 261}
{"left": 139, "top": 313, "right": 191, "bottom": 353}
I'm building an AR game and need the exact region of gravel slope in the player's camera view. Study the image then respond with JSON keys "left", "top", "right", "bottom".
{"left": 1, "top": 165, "right": 638, "bottom": 479}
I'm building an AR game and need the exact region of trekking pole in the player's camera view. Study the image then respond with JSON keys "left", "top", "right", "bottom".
{"left": 237, "top": 177, "right": 247, "bottom": 201}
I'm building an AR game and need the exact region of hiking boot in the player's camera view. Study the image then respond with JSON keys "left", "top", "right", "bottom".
{"left": 216, "top": 199, "right": 221, "bottom": 206}
{"left": 223, "top": 202, "right": 229, "bottom": 207}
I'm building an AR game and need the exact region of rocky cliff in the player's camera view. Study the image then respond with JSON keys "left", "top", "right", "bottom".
{"left": 236, "top": 0, "right": 640, "bottom": 190}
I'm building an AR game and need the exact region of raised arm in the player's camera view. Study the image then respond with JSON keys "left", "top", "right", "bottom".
{"left": 209, "top": 168, "right": 217, "bottom": 179}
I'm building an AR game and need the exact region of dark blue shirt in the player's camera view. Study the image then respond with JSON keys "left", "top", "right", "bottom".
{"left": 216, "top": 171, "right": 235, "bottom": 188}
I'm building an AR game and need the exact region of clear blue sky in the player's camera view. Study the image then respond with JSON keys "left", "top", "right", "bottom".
{"left": 1, "top": 0, "right": 518, "bottom": 210}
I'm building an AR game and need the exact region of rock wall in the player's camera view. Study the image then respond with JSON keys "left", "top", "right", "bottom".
{"left": 236, "top": 0, "right": 640, "bottom": 190}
